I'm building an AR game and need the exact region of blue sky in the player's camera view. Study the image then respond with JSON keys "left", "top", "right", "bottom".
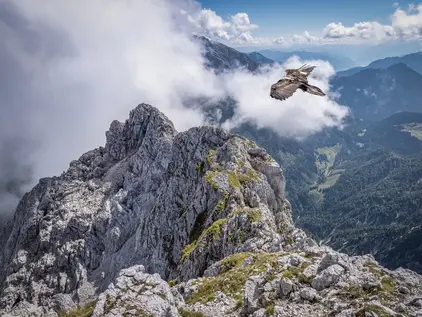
{"left": 195, "top": 0, "right": 418, "bottom": 40}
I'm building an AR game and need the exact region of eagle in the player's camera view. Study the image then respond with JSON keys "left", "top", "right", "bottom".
{"left": 270, "top": 64, "right": 326, "bottom": 101}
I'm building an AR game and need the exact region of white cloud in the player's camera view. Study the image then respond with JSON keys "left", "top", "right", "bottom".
{"left": 391, "top": 3, "right": 422, "bottom": 39}
{"left": 185, "top": 8, "right": 231, "bottom": 40}
{"left": 272, "top": 36, "right": 286, "bottom": 45}
{"left": 291, "top": 31, "right": 322, "bottom": 44}
{"left": 319, "top": 3, "right": 422, "bottom": 43}
{"left": 4, "top": 0, "right": 225, "bottom": 180}
{"left": 181, "top": 2, "right": 422, "bottom": 46}
{"left": 322, "top": 21, "right": 395, "bottom": 42}
{"left": 230, "top": 13, "right": 259, "bottom": 33}
{"left": 220, "top": 56, "right": 349, "bottom": 138}
{"left": 185, "top": 8, "right": 259, "bottom": 43}
{"left": 1, "top": 0, "right": 349, "bottom": 190}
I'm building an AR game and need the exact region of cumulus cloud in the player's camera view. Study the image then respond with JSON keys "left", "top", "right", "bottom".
{"left": 322, "top": 21, "right": 395, "bottom": 41}
{"left": 0, "top": 0, "right": 348, "bottom": 220}
{"left": 272, "top": 36, "right": 286, "bottom": 45}
{"left": 181, "top": 2, "right": 422, "bottom": 46}
{"left": 221, "top": 57, "right": 349, "bottom": 138}
{"left": 291, "top": 31, "right": 322, "bottom": 44}
{"left": 320, "top": 3, "right": 422, "bottom": 43}
{"left": 184, "top": 8, "right": 258, "bottom": 43}
{"left": 391, "top": 3, "right": 422, "bottom": 39}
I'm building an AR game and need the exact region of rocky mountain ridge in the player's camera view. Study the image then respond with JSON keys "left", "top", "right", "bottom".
{"left": 194, "top": 36, "right": 261, "bottom": 73}
{"left": 0, "top": 104, "right": 421, "bottom": 317}
{"left": 337, "top": 52, "right": 422, "bottom": 77}
{"left": 331, "top": 63, "right": 422, "bottom": 122}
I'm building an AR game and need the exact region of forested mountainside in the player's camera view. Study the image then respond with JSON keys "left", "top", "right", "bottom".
{"left": 331, "top": 63, "right": 422, "bottom": 121}
{"left": 235, "top": 113, "right": 422, "bottom": 274}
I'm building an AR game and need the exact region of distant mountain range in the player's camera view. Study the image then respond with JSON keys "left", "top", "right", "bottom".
{"left": 331, "top": 62, "right": 422, "bottom": 121}
{"left": 337, "top": 51, "right": 422, "bottom": 76}
{"left": 235, "top": 39, "right": 421, "bottom": 66}
{"left": 195, "top": 36, "right": 357, "bottom": 72}
{"left": 247, "top": 51, "right": 275, "bottom": 65}
{"left": 193, "top": 36, "right": 260, "bottom": 73}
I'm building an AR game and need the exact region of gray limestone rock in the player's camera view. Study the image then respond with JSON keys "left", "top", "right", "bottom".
{"left": 243, "top": 276, "right": 265, "bottom": 315}
{"left": 311, "top": 264, "right": 345, "bottom": 291}
{"left": 91, "top": 264, "right": 180, "bottom": 317}
{"left": 0, "top": 104, "right": 291, "bottom": 315}
{"left": 279, "top": 278, "right": 293, "bottom": 296}
{"left": 299, "top": 287, "right": 317, "bottom": 301}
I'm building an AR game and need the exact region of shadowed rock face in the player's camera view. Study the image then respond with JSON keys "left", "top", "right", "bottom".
{"left": 1, "top": 104, "right": 421, "bottom": 317}
{"left": 0, "top": 103, "right": 293, "bottom": 314}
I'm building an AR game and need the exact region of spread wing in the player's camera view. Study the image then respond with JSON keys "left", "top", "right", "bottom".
{"left": 270, "top": 78, "right": 302, "bottom": 101}
{"left": 298, "top": 64, "right": 316, "bottom": 76}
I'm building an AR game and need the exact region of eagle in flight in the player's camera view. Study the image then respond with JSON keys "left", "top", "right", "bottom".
{"left": 270, "top": 64, "right": 326, "bottom": 101}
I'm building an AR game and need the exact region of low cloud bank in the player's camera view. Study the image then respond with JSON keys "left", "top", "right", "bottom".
{"left": 0, "top": 0, "right": 348, "bottom": 220}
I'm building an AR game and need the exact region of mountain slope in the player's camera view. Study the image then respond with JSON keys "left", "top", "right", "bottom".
{"left": 0, "top": 103, "right": 292, "bottom": 315}
{"left": 331, "top": 63, "right": 422, "bottom": 121}
{"left": 1, "top": 104, "right": 422, "bottom": 317}
{"left": 337, "top": 51, "right": 422, "bottom": 76}
{"left": 247, "top": 52, "right": 275, "bottom": 65}
{"left": 311, "top": 149, "right": 422, "bottom": 271}
{"left": 235, "top": 112, "right": 422, "bottom": 275}
{"left": 194, "top": 36, "right": 261, "bottom": 73}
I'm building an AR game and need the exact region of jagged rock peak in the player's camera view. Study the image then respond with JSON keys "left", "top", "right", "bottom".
{"left": 104, "top": 103, "right": 177, "bottom": 162}
{"left": 1, "top": 103, "right": 422, "bottom": 317}
{"left": 0, "top": 103, "right": 296, "bottom": 316}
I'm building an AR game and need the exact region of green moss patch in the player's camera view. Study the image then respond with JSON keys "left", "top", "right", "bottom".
{"left": 247, "top": 140, "right": 257, "bottom": 148}
{"left": 356, "top": 304, "right": 391, "bottom": 317}
{"left": 227, "top": 168, "right": 260, "bottom": 189}
{"left": 281, "top": 262, "right": 311, "bottom": 283}
{"left": 201, "top": 218, "right": 227, "bottom": 240}
{"left": 339, "top": 285, "right": 371, "bottom": 300}
{"left": 58, "top": 301, "right": 96, "bottom": 317}
{"left": 264, "top": 304, "right": 275, "bottom": 316}
{"left": 215, "top": 193, "right": 229, "bottom": 214}
{"left": 364, "top": 261, "right": 396, "bottom": 294}
{"left": 168, "top": 279, "right": 177, "bottom": 287}
{"left": 230, "top": 207, "right": 262, "bottom": 223}
{"left": 339, "top": 279, "right": 396, "bottom": 302}
{"left": 204, "top": 170, "right": 220, "bottom": 190}
{"left": 203, "top": 146, "right": 261, "bottom": 194}
{"left": 179, "top": 308, "right": 206, "bottom": 317}
{"left": 381, "top": 276, "right": 396, "bottom": 293}
{"left": 181, "top": 218, "right": 228, "bottom": 263}
{"left": 181, "top": 241, "right": 197, "bottom": 263}
{"left": 186, "top": 252, "right": 280, "bottom": 304}
{"left": 228, "top": 171, "right": 241, "bottom": 188}
{"left": 207, "top": 149, "right": 217, "bottom": 165}
{"left": 264, "top": 303, "right": 275, "bottom": 316}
